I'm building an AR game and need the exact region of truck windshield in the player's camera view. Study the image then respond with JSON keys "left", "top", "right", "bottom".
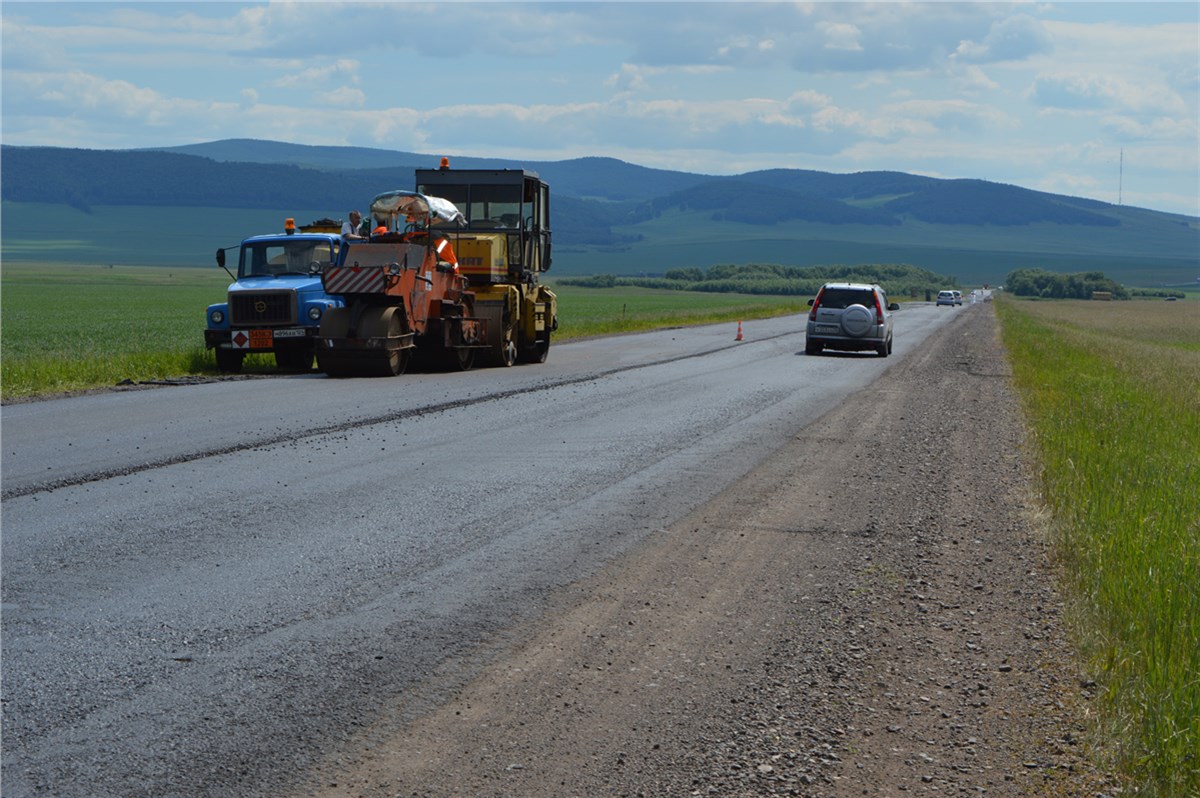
{"left": 239, "top": 240, "right": 335, "bottom": 278}
{"left": 420, "top": 183, "right": 522, "bottom": 229}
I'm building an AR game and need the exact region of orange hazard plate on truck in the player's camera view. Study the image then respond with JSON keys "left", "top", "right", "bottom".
{"left": 231, "top": 329, "right": 272, "bottom": 349}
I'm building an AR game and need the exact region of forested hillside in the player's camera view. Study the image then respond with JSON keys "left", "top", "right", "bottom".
{"left": 1, "top": 148, "right": 375, "bottom": 212}
{"left": 1, "top": 144, "right": 1136, "bottom": 228}
{"left": 2, "top": 141, "right": 1196, "bottom": 285}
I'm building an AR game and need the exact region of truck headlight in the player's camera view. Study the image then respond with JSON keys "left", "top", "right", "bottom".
{"left": 307, "top": 306, "right": 323, "bottom": 321}
{"left": 210, "top": 309, "right": 224, "bottom": 324}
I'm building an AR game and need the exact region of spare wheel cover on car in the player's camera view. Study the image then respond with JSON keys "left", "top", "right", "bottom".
{"left": 841, "top": 303, "right": 873, "bottom": 337}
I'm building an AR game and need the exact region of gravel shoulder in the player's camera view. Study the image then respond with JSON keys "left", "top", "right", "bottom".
{"left": 308, "top": 305, "right": 1114, "bottom": 797}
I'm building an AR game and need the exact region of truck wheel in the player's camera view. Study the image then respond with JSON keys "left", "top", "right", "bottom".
{"left": 501, "top": 339, "right": 517, "bottom": 367}
{"left": 451, "top": 348, "right": 475, "bottom": 371}
{"left": 215, "top": 348, "right": 244, "bottom": 373}
{"left": 377, "top": 348, "right": 410, "bottom": 377}
{"left": 275, "top": 347, "right": 314, "bottom": 372}
{"left": 316, "top": 351, "right": 350, "bottom": 377}
{"left": 519, "top": 336, "right": 550, "bottom": 364}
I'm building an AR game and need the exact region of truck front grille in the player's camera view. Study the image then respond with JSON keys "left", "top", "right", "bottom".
{"left": 230, "top": 291, "right": 297, "bottom": 326}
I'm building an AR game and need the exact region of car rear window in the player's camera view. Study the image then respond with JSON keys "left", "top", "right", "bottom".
{"left": 819, "top": 288, "right": 873, "bottom": 309}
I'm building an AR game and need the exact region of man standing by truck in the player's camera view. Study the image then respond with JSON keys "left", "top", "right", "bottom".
{"left": 341, "top": 210, "right": 365, "bottom": 242}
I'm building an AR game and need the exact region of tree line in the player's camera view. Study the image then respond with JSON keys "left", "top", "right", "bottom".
{"left": 1003, "top": 268, "right": 1131, "bottom": 299}
{"left": 557, "top": 263, "right": 955, "bottom": 297}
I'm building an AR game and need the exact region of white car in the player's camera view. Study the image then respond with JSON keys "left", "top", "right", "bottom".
{"left": 936, "top": 290, "right": 957, "bottom": 307}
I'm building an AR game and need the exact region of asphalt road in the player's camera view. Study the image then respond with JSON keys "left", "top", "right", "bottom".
{"left": 1, "top": 304, "right": 961, "bottom": 797}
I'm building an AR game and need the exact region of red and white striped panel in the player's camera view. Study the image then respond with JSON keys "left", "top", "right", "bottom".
{"left": 324, "top": 266, "right": 385, "bottom": 295}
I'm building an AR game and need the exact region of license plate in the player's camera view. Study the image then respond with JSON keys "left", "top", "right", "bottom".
{"left": 272, "top": 328, "right": 306, "bottom": 339}
{"left": 249, "top": 329, "right": 273, "bottom": 348}
{"left": 816, "top": 325, "right": 838, "bottom": 334}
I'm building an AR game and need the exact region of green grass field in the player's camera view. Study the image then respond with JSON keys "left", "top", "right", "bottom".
{"left": 996, "top": 296, "right": 1199, "bottom": 795}
{"left": 0, "top": 263, "right": 806, "bottom": 399}
{"left": 1, "top": 263, "right": 231, "bottom": 397}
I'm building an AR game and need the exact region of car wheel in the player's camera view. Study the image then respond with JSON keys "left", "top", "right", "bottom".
{"left": 806, "top": 340, "right": 822, "bottom": 355}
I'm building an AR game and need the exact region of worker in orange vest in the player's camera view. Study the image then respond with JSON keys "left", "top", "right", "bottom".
{"left": 401, "top": 215, "right": 458, "bottom": 269}
{"left": 431, "top": 233, "right": 457, "bottom": 268}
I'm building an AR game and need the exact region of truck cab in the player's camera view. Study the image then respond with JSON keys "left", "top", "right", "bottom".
{"left": 205, "top": 220, "right": 346, "bottom": 372}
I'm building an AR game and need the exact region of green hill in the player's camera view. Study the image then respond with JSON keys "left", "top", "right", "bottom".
{"left": 2, "top": 141, "right": 1196, "bottom": 287}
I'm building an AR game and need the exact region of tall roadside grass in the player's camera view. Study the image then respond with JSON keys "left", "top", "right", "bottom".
{"left": 1, "top": 264, "right": 810, "bottom": 399}
{"left": 995, "top": 296, "right": 1199, "bottom": 795}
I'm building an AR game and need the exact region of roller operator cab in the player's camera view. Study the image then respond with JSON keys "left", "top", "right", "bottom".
{"left": 204, "top": 218, "right": 346, "bottom": 373}
{"left": 416, "top": 161, "right": 558, "bottom": 366}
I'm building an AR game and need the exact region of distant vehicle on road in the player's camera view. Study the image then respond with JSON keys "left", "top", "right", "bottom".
{"left": 936, "top": 290, "right": 957, "bottom": 307}
{"left": 805, "top": 282, "right": 898, "bottom": 357}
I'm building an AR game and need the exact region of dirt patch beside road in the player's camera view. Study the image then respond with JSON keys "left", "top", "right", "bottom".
{"left": 312, "top": 305, "right": 1114, "bottom": 797}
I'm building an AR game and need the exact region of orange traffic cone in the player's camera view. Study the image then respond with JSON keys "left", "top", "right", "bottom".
{"left": 735, "top": 321, "right": 744, "bottom": 341}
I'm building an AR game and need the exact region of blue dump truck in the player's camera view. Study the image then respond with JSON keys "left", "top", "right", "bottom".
{"left": 205, "top": 218, "right": 348, "bottom": 372}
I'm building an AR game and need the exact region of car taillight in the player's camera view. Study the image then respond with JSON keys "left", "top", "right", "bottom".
{"left": 874, "top": 293, "right": 884, "bottom": 325}
{"left": 809, "top": 289, "right": 824, "bottom": 320}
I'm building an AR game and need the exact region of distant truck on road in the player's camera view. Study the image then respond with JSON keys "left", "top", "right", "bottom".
{"left": 205, "top": 218, "right": 346, "bottom": 372}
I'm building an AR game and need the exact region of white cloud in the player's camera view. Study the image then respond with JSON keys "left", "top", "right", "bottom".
{"left": 8, "top": 70, "right": 214, "bottom": 123}
{"left": 1031, "top": 72, "right": 1190, "bottom": 116}
{"left": 716, "top": 34, "right": 780, "bottom": 61}
{"left": 317, "top": 87, "right": 367, "bottom": 108}
{"left": 811, "top": 104, "right": 934, "bottom": 139}
{"left": 952, "top": 14, "right": 1053, "bottom": 64}
{"left": 273, "top": 60, "right": 361, "bottom": 90}
{"left": 952, "top": 65, "right": 1001, "bottom": 94}
{"left": 605, "top": 62, "right": 728, "bottom": 94}
{"left": 606, "top": 64, "right": 646, "bottom": 93}
{"left": 786, "top": 90, "right": 833, "bottom": 110}
{"left": 1100, "top": 113, "right": 1198, "bottom": 142}
{"left": 818, "top": 21, "right": 863, "bottom": 52}
{"left": 883, "top": 98, "right": 1016, "bottom": 133}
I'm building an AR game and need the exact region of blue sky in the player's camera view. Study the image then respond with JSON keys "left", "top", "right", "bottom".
{"left": 3, "top": 2, "right": 1197, "bottom": 215}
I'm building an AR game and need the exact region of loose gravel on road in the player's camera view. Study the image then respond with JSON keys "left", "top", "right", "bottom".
{"left": 310, "top": 305, "right": 1117, "bottom": 798}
